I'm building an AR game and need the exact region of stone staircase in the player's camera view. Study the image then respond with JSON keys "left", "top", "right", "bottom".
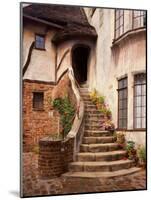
{"left": 63, "top": 86, "right": 140, "bottom": 178}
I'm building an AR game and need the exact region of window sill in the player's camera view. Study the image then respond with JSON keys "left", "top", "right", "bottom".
{"left": 116, "top": 128, "right": 146, "bottom": 132}
{"left": 34, "top": 47, "right": 46, "bottom": 51}
{"left": 33, "top": 108, "right": 45, "bottom": 112}
{"left": 111, "top": 27, "right": 146, "bottom": 48}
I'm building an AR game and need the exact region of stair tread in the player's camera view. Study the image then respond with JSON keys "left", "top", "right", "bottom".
{"left": 83, "top": 136, "right": 114, "bottom": 139}
{"left": 77, "top": 150, "right": 126, "bottom": 156}
{"left": 62, "top": 167, "right": 141, "bottom": 178}
{"left": 81, "top": 143, "right": 118, "bottom": 147}
{"left": 69, "top": 159, "right": 133, "bottom": 166}
{"left": 85, "top": 130, "right": 110, "bottom": 133}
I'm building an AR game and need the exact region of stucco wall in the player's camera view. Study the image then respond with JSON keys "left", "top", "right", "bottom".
{"left": 23, "top": 22, "right": 56, "bottom": 82}
{"left": 84, "top": 8, "right": 146, "bottom": 146}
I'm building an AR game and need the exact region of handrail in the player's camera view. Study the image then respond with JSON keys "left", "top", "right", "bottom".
{"left": 23, "top": 41, "right": 35, "bottom": 76}
{"left": 66, "top": 66, "right": 85, "bottom": 160}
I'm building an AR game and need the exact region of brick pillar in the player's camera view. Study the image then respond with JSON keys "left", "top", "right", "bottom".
{"left": 38, "top": 137, "right": 63, "bottom": 179}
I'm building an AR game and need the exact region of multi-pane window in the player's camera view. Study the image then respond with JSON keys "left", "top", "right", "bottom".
{"left": 33, "top": 92, "right": 44, "bottom": 110}
{"left": 115, "top": 9, "right": 124, "bottom": 39}
{"left": 118, "top": 77, "right": 128, "bottom": 129}
{"left": 132, "top": 10, "right": 146, "bottom": 29}
{"left": 35, "top": 34, "right": 45, "bottom": 49}
{"left": 134, "top": 74, "right": 146, "bottom": 129}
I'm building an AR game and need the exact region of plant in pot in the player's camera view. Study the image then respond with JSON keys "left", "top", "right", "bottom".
{"left": 104, "top": 120, "right": 115, "bottom": 131}
{"left": 125, "top": 141, "right": 137, "bottom": 161}
{"left": 137, "top": 145, "right": 146, "bottom": 168}
{"left": 116, "top": 132, "right": 126, "bottom": 149}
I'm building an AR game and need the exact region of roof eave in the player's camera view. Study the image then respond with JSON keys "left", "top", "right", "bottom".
{"left": 23, "top": 14, "right": 64, "bottom": 30}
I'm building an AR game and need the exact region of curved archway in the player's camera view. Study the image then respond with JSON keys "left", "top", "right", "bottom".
{"left": 72, "top": 44, "right": 90, "bottom": 85}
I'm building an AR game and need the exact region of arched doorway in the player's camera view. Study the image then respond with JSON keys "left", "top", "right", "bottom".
{"left": 72, "top": 45, "right": 90, "bottom": 85}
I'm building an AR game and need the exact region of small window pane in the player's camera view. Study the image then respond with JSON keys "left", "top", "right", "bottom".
{"left": 134, "top": 73, "right": 146, "bottom": 129}
{"left": 33, "top": 92, "right": 44, "bottom": 110}
{"left": 142, "top": 118, "right": 146, "bottom": 128}
{"left": 133, "top": 10, "right": 146, "bottom": 29}
{"left": 142, "top": 85, "right": 146, "bottom": 95}
{"left": 136, "top": 118, "right": 141, "bottom": 128}
{"left": 118, "top": 77, "right": 127, "bottom": 129}
{"left": 135, "top": 85, "right": 142, "bottom": 96}
{"left": 35, "top": 35, "right": 45, "bottom": 49}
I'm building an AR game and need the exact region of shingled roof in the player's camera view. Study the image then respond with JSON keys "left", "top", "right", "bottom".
{"left": 23, "top": 4, "right": 97, "bottom": 44}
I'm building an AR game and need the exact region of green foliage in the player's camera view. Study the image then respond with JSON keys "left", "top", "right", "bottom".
{"left": 97, "top": 96, "right": 105, "bottom": 105}
{"left": 116, "top": 132, "right": 125, "bottom": 145}
{"left": 137, "top": 146, "right": 146, "bottom": 163}
{"left": 125, "top": 141, "right": 136, "bottom": 160}
{"left": 104, "top": 120, "right": 115, "bottom": 130}
{"left": 89, "top": 89, "right": 112, "bottom": 118}
{"left": 52, "top": 97, "right": 75, "bottom": 138}
{"left": 125, "top": 141, "right": 135, "bottom": 151}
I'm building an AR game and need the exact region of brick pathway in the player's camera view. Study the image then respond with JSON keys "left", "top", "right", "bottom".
{"left": 22, "top": 153, "right": 146, "bottom": 197}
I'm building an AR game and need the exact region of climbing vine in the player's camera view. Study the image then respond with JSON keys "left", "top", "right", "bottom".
{"left": 52, "top": 97, "right": 75, "bottom": 139}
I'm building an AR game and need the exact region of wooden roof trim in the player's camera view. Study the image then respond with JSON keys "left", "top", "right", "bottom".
{"left": 23, "top": 14, "right": 64, "bottom": 29}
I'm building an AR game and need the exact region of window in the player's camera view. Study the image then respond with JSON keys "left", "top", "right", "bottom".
{"left": 33, "top": 92, "right": 44, "bottom": 110}
{"left": 132, "top": 10, "right": 146, "bottom": 29}
{"left": 35, "top": 34, "right": 45, "bottom": 50}
{"left": 115, "top": 9, "right": 124, "bottom": 39}
{"left": 118, "top": 77, "right": 128, "bottom": 129}
{"left": 134, "top": 74, "right": 146, "bottom": 129}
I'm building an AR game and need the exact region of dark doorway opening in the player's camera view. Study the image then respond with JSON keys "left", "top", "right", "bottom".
{"left": 72, "top": 45, "right": 90, "bottom": 84}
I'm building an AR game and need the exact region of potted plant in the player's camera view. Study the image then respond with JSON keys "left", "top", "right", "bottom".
{"left": 104, "top": 120, "right": 115, "bottom": 131}
{"left": 116, "top": 132, "right": 126, "bottom": 148}
{"left": 125, "top": 141, "right": 137, "bottom": 161}
{"left": 137, "top": 145, "right": 146, "bottom": 168}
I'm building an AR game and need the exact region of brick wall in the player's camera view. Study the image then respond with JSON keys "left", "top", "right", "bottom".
{"left": 23, "top": 81, "right": 60, "bottom": 152}
{"left": 38, "top": 137, "right": 74, "bottom": 179}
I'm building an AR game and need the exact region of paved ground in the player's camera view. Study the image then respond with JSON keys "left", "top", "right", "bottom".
{"left": 22, "top": 153, "right": 146, "bottom": 197}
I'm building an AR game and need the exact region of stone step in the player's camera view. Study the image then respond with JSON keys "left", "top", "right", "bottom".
{"left": 85, "top": 124, "right": 104, "bottom": 130}
{"left": 85, "top": 119, "right": 105, "bottom": 123}
{"left": 85, "top": 121, "right": 105, "bottom": 127}
{"left": 83, "top": 101, "right": 95, "bottom": 105}
{"left": 83, "top": 136, "right": 116, "bottom": 144}
{"left": 84, "top": 130, "right": 113, "bottom": 137}
{"left": 85, "top": 108, "right": 99, "bottom": 112}
{"left": 68, "top": 160, "right": 134, "bottom": 172}
{"left": 85, "top": 113, "right": 105, "bottom": 118}
{"left": 85, "top": 105, "right": 97, "bottom": 109}
{"left": 85, "top": 110, "right": 102, "bottom": 115}
{"left": 80, "top": 143, "right": 120, "bottom": 153}
{"left": 77, "top": 150, "right": 127, "bottom": 162}
{"left": 62, "top": 167, "right": 141, "bottom": 178}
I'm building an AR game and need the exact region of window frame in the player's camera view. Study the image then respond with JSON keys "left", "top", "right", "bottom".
{"left": 114, "top": 9, "right": 124, "bottom": 39}
{"left": 117, "top": 77, "right": 128, "bottom": 130}
{"left": 32, "top": 91, "right": 44, "bottom": 111}
{"left": 133, "top": 73, "right": 146, "bottom": 130}
{"left": 132, "top": 10, "right": 146, "bottom": 29}
{"left": 35, "top": 34, "right": 46, "bottom": 50}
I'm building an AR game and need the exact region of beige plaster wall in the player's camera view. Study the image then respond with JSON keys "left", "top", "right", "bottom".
{"left": 23, "top": 22, "right": 56, "bottom": 82}
{"left": 84, "top": 8, "right": 146, "bottom": 146}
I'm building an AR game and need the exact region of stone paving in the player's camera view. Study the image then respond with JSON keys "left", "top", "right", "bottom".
{"left": 22, "top": 152, "right": 146, "bottom": 197}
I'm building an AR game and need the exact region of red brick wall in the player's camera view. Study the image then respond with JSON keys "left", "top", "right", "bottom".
{"left": 23, "top": 81, "right": 60, "bottom": 152}
{"left": 38, "top": 137, "right": 74, "bottom": 179}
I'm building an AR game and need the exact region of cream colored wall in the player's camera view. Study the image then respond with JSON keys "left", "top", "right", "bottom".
{"left": 84, "top": 8, "right": 146, "bottom": 146}
{"left": 23, "top": 23, "right": 56, "bottom": 82}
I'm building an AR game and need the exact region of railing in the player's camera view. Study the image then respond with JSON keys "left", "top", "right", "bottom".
{"left": 66, "top": 66, "right": 85, "bottom": 160}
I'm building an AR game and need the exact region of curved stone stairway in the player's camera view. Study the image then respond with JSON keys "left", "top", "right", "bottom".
{"left": 63, "top": 86, "right": 140, "bottom": 178}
